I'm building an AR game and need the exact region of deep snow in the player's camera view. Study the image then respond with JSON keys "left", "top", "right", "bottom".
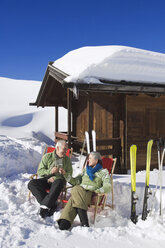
{"left": 0, "top": 77, "right": 165, "bottom": 248}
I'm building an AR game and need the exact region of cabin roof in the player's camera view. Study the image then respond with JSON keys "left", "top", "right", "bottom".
{"left": 30, "top": 46, "right": 165, "bottom": 107}
{"left": 30, "top": 62, "right": 165, "bottom": 108}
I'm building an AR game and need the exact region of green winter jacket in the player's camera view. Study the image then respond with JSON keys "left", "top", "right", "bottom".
{"left": 37, "top": 151, "right": 73, "bottom": 182}
{"left": 69, "top": 167, "right": 111, "bottom": 193}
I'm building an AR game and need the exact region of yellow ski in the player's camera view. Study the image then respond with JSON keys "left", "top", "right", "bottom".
{"left": 130, "top": 144, "right": 138, "bottom": 224}
{"left": 142, "top": 140, "right": 153, "bottom": 220}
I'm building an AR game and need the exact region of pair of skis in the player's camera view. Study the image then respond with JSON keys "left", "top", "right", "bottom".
{"left": 78, "top": 130, "right": 96, "bottom": 168}
{"left": 150, "top": 138, "right": 165, "bottom": 218}
{"left": 130, "top": 140, "right": 153, "bottom": 224}
{"left": 156, "top": 138, "right": 165, "bottom": 217}
{"left": 85, "top": 130, "right": 96, "bottom": 154}
{"left": 79, "top": 130, "right": 96, "bottom": 168}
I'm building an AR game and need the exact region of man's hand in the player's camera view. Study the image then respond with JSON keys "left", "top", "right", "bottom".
{"left": 59, "top": 168, "right": 66, "bottom": 175}
{"left": 51, "top": 167, "right": 59, "bottom": 174}
{"left": 48, "top": 177, "right": 55, "bottom": 183}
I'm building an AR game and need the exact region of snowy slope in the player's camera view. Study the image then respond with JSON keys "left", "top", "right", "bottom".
{"left": 0, "top": 77, "right": 67, "bottom": 140}
{"left": 0, "top": 77, "right": 67, "bottom": 177}
{"left": 53, "top": 45, "right": 165, "bottom": 84}
{"left": 0, "top": 77, "right": 165, "bottom": 248}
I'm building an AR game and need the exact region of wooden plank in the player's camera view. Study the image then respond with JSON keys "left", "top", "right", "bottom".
{"left": 75, "top": 94, "right": 88, "bottom": 141}
{"left": 72, "top": 104, "right": 76, "bottom": 137}
{"left": 97, "top": 149, "right": 115, "bottom": 155}
{"left": 55, "top": 132, "right": 68, "bottom": 141}
{"left": 88, "top": 94, "right": 93, "bottom": 135}
{"left": 67, "top": 89, "right": 72, "bottom": 148}
{"left": 55, "top": 106, "right": 58, "bottom": 132}
{"left": 96, "top": 138, "right": 121, "bottom": 146}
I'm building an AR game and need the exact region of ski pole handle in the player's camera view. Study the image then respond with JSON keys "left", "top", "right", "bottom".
{"left": 157, "top": 137, "right": 165, "bottom": 151}
{"left": 157, "top": 140, "right": 161, "bottom": 151}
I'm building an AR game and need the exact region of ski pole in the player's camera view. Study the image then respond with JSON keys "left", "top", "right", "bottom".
{"left": 82, "top": 131, "right": 90, "bottom": 170}
{"left": 150, "top": 164, "right": 160, "bottom": 215}
{"left": 159, "top": 147, "right": 165, "bottom": 216}
{"left": 78, "top": 137, "right": 86, "bottom": 168}
{"left": 150, "top": 139, "right": 165, "bottom": 217}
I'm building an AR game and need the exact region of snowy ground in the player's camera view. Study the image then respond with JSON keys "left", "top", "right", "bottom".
{"left": 0, "top": 141, "right": 165, "bottom": 248}
{"left": 0, "top": 77, "right": 165, "bottom": 248}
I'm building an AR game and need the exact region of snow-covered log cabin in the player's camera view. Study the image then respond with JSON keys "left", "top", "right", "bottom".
{"left": 30, "top": 46, "right": 165, "bottom": 173}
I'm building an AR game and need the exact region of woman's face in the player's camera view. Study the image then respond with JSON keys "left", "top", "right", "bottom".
{"left": 88, "top": 154, "right": 98, "bottom": 167}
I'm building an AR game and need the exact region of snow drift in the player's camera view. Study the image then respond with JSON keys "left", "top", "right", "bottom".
{"left": 53, "top": 45, "right": 165, "bottom": 84}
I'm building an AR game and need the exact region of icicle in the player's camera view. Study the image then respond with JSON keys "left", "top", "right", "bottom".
{"left": 73, "top": 84, "right": 79, "bottom": 99}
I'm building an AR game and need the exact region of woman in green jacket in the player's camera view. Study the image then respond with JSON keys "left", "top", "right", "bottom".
{"left": 57, "top": 151, "right": 111, "bottom": 230}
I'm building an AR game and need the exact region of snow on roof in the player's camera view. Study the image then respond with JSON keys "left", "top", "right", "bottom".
{"left": 53, "top": 45, "right": 165, "bottom": 84}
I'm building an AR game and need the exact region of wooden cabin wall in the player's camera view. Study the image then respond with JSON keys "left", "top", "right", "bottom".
{"left": 93, "top": 101, "right": 113, "bottom": 138}
{"left": 74, "top": 92, "right": 125, "bottom": 139}
{"left": 75, "top": 94, "right": 88, "bottom": 141}
{"left": 93, "top": 93, "right": 125, "bottom": 167}
{"left": 126, "top": 94, "right": 165, "bottom": 171}
{"left": 92, "top": 93, "right": 125, "bottom": 138}
{"left": 74, "top": 92, "right": 125, "bottom": 171}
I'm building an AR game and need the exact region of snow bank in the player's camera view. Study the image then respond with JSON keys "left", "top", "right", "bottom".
{"left": 0, "top": 135, "right": 46, "bottom": 177}
{"left": 53, "top": 45, "right": 165, "bottom": 84}
{"left": 0, "top": 77, "right": 67, "bottom": 140}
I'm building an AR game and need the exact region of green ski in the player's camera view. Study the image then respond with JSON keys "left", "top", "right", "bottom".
{"left": 130, "top": 144, "right": 138, "bottom": 224}
{"left": 142, "top": 140, "right": 153, "bottom": 220}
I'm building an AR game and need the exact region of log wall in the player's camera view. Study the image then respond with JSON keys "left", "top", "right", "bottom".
{"left": 74, "top": 92, "right": 124, "bottom": 171}
{"left": 127, "top": 94, "right": 165, "bottom": 171}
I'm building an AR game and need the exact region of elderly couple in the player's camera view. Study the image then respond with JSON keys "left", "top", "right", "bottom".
{"left": 28, "top": 140, "right": 111, "bottom": 230}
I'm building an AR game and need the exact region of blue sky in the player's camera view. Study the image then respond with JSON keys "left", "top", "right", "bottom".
{"left": 0, "top": 0, "right": 165, "bottom": 81}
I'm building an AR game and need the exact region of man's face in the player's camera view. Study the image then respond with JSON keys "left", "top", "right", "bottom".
{"left": 56, "top": 142, "right": 68, "bottom": 158}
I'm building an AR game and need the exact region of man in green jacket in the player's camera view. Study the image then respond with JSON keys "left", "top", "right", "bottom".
{"left": 57, "top": 151, "right": 111, "bottom": 230}
{"left": 28, "top": 140, "right": 72, "bottom": 219}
